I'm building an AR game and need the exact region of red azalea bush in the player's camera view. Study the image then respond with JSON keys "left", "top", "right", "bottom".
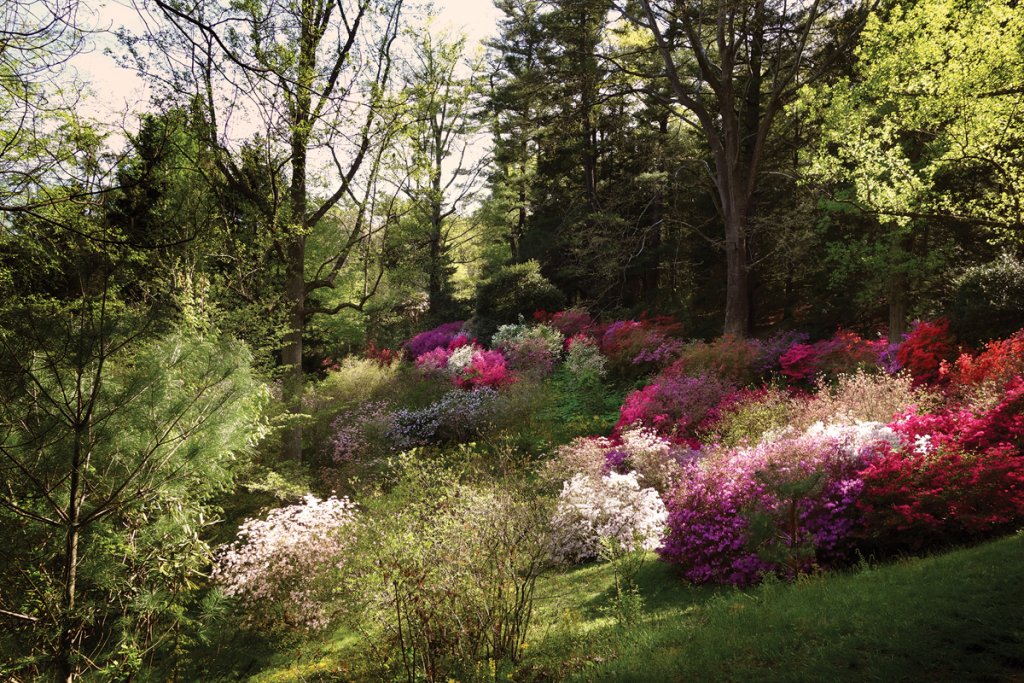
{"left": 533, "top": 308, "right": 596, "bottom": 338}
{"left": 944, "top": 329, "right": 1024, "bottom": 393}
{"left": 891, "top": 377, "right": 1024, "bottom": 454}
{"left": 857, "top": 444, "right": 1024, "bottom": 552}
{"left": 896, "top": 319, "right": 957, "bottom": 386}
{"left": 364, "top": 341, "right": 398, "bottom": 367}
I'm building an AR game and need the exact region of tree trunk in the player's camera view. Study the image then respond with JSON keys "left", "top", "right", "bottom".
{"left": 888, "top": 273, "right": 908, "bottom": 343}
{"left": 723, "top": 213, "right": 750, "bottom": 337}
{"left": 282, "top": 120, "right": 309, "bottom": 460}
{"left": 57, "top": 438, "right": 84, "bottom": 682}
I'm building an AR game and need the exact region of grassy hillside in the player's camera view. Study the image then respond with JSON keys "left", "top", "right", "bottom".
{"left": 252, "top": 532, "right": 1024, "bottom": 682}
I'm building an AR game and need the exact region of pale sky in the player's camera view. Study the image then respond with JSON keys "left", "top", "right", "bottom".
{"left": 72, "top": 0, "right": 502, "bottom": 126}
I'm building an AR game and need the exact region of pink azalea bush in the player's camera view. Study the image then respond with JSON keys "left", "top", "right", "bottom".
{"left": 549, "top": 471, "right": 668, "bottom": 564}
{"left": 779, "top": 330, "right": 882, "bottom": 384}
{"left": 616, "top": 371, "right": 735, "bottom": 441}
{"left": 212, "top": 495, "right": 358, "bottom": 631}
{"left": 452, "top": 349, "right": 514, "bottom": 390}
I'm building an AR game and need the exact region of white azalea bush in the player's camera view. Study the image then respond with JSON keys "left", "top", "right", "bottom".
{"left": 802, "top": 419, "right": 901, "bottom": 459}
{"left": 549, "top": 472, "right": 668, "bottom": 564}
{"left": 212, "top": 494, "right": 358, "bottom": 631}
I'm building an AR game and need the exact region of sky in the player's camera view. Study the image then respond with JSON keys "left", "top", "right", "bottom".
{"left": 72, "top": 0, "right": 502, "bottom": 125}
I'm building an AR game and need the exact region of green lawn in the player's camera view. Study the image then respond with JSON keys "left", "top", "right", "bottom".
{"left": 525, "top": 533, "right": 1024, "bottom": 682}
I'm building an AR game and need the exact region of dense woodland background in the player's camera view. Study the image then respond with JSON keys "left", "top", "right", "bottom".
{"left": 1, "top": 0, "right": 1022, "bottom": 679}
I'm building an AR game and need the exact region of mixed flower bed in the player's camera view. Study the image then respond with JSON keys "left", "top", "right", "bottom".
{"left": 224, "top": 311, "right": 1024, "bottom": 622}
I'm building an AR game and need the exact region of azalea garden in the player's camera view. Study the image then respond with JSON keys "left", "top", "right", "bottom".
{"left": 2, "top": 0, "right": 1023, "bottom": 680}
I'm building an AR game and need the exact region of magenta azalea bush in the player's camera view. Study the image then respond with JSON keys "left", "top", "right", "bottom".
{"left": 404, "top": 321, "right": 467, "bottom": 359}
{"left": 659, "top": 435, "right": 868, "bottom": 585}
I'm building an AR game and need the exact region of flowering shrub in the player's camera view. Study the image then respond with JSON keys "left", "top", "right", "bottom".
{"left": 329, "top": 400, "right": 394, "bottom": 463}
{"left": 534, "top": 308, "right": 596, "bottom": 337}
{"left": 388, "top": 389, "right": 498, "bottom": 450}
{"left": 491, "top": 322, "right": 563, "bottom": 356}
{"left": 564, "top": 334, "right": 607, "bottom": 383}
{"left": 891, "top": 378, "right": 1024, "bottom": 455}
{"left": 802, "top": 420, "right": 901, "bottom": 459}
{"left": 415, "top": 346, "right": 452, "bottom": 373}
{"left": 404, "top": 321, "right": 466, "bottom": 360}
{"left": 896, "top": 319, "right": 956, "bottom": 386}
{"left": 857, "top": 445, "right": 1024, "bottom": 552}
{"left": 549, "top": 472, "right": 668, "bottom": 564}
{"left": 492, "top": 323, "right": 563, "bottom": 377}
{"left": 452, "top": 349, "right": 514, "bottom": 390}
{"left": 676, "top": 336, "right": 762, "bottom": 386}
{"left": 600, "top": 317, "right": 684, "bottom": 375}
{"left": 446, "top": 343, "right": 479, "bottom": 373}
{"left": 700, "top": 388, "right": 792, "bottom": 447}
{"left": 779, "top": 330, "right": 882, "bottom": 384}
{"left": 750, "top": 330, "right": 810, "bottom": 374}
{"left": 944, "top": 329, "right": 1024, "bottom": 403}
{"left": 543, "top": 435, "right": 616, "bottom": 485}
{"left": 660, "top": 435, "right": 865, "bottom": 585}
{"left": 617, "top": 371, "right": 735, "bottom": 440}
{"left": 212, "top": 494, "right": 358, "bottom": 631}
{"left": 364, "top": 341, "right": 398, "bottom": 367}
{"left": 616, "top": 427, "right": 695, "bottom": 493}
{"left": 789, "top": 370, "right": 935, "bottom": 430}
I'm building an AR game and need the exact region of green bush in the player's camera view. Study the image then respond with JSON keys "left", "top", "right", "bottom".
{"left": 473, "top": 261, "right": 565, "bottom": 340}
{"left": 949, "top": 253, "right": 1024, "bottom": 344}
{"left": 341, "top": 452, "right": 551, "bottom": 682}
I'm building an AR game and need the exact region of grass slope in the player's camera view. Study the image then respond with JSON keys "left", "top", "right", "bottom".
{"left": 249, "top": 532, "right": 1024, "bottom": 682}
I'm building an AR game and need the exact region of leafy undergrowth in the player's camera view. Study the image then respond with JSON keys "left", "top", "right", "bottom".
{"left": 248, "top": 532, "right": 1024, "bottom": 682}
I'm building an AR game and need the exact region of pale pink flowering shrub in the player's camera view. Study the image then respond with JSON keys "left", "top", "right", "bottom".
{"left": 549, "top": 471, "right": 668, "bottom": 564}
{"left": 542, "top": 435, "right": 615, "bottom": 485}
{"left": 212, "top": 494, "right": 358, "bottom": 631}
{"left": 616, "top": 427, "right": 696, "bottom": 494}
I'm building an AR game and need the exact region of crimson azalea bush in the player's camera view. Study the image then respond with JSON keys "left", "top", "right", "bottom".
{"left": 896, "top": 319, "right": 957, "bottom": 386}
{"left": 857, "top": 444, "right": 1024, "bottom": 552}
{"left": 659, "top": 435, "right": 868, "bottom": 585}
{"left": 452, "top": 349, "right": 514, "bottom": 390}
{"left": 533, "top": 308, "right": 596, "bottom": 337}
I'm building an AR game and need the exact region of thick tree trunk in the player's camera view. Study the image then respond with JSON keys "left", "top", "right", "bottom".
{"left": 282, "top": 126, "right": 308, "bottom": 461}
{"left": 723, "top": 214, "right": 750, "bottom": 338}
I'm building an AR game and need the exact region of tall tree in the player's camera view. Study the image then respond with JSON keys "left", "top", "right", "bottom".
{"left": 400, "top": 26, "right": 488, "bottom": 318}
{"left": 137, "top": 0, "right": 406, "bottom": 459}
{"left": 623, "top": 0, "right": 870, "bottom": 336}
{"left": 802, "top": 0, "right": 1024, "bottom": 339}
